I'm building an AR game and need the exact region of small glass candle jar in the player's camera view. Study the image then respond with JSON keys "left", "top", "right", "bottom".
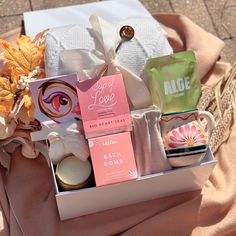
{"left": 55, "top": 155, "right": 92, "bottom": 191}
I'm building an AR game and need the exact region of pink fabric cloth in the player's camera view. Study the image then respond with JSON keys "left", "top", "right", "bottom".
{"left": 0, "top": 13, "right": 235, "bottom": 236}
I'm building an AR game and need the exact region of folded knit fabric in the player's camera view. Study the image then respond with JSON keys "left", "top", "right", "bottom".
{"left": 45, "top": 15, "right": 172, "bottom": 109}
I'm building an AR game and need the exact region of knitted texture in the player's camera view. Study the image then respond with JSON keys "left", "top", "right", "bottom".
{"left": 45, "top": 17, "right": 172, "bottom": 79}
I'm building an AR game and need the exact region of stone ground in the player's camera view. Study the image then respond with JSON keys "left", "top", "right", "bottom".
{"left": 0, "top": 0, "right": 235, "bottom": 63}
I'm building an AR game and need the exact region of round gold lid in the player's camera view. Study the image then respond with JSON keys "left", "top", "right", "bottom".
{"left": 56, "top": 155, "right": 92, "bottom": 190}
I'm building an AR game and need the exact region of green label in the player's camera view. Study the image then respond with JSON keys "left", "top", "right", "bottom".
{"left": 145, "top": 51, "right": 201, "bottom": 114}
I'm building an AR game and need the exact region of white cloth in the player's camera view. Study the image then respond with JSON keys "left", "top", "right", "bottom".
{"left": 31, "top": 120, "right": 89, "bottom": 164}
{"left": 45, "top": 15, "right": 173, "bottom": 109}
{"left": 131, "top": 107, "right": 172, "bottom": 176}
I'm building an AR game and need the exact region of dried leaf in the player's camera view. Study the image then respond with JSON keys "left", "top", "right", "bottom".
{"left": 33, "top": 29, "right": 48, "bottom": 47}
{"left": 0, "top": 147, "right": 12, "bottom": 170}
{"left": 0, "top": 35, "right": 45, "bottom": 80}
{"left": 0, "top": 76, "right": 15, "bottom": 112}
{"left": 232, "top": 90, "right": 236, "bottom": 114}
{"left": 23, "top": 94, "right": 35, "bottom": 120}
{"left": 16, "top": 105, "right": 30, "bottom": 125}
{"left": 0, "top": 53, "right": 11, "bottom": 76}
{"left": 214, "top": 81, "right": 222, "bottom": 119}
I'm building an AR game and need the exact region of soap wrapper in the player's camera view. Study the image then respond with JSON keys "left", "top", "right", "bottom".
{"left": 29, "top": 73, "right": 80, "bottom": 124}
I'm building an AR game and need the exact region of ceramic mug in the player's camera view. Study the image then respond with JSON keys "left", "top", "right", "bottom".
{"left": 164, "top": 145, "right": 209, "bottom": 167}
{"left": 160, "top": 109, "right": 215, "bottom": 167}
{"left": 160, "top": 109, "right": 215, "bottom": 150}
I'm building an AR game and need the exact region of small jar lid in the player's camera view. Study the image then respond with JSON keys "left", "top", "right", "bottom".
{"left": 56, "top": 155, "right": 92, "bottom": 191}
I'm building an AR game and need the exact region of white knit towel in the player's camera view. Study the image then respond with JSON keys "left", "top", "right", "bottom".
{"left": 45, "top": 15, "right": 172, "bottom": 109}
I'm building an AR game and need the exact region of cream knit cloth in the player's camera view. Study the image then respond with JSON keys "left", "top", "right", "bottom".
{"left": 45, "top": 15, "right": 172, "bottom": 109}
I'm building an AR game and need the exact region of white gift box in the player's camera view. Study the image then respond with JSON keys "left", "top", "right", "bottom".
{"left": 51, "top": 148, "right": 216, "bottom": 220}
{"left": 24, "top": 0, "right": 152, "bottom": 39}
{"left": 24, "top": 0, "right": 217, "bottom": 221}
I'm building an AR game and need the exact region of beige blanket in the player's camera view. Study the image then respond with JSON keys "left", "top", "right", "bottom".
{"left": 0, "top": 13, "right": 235, "bottom": 236}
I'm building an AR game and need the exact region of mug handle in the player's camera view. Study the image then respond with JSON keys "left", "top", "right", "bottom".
{"left": 198, "top": 110, "right": 215, "bottom": 139}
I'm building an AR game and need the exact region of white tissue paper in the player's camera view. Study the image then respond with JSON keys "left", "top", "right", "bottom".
{"left": 24, "top": 0, "right": 152, "bottom": 39}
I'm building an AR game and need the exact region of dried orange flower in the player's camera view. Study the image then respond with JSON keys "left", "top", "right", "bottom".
{"left": 0, "top": 35, "right": 45, "bottom": 83}
{"left": 0, "top": 76, "right": 16, "bottom": 112}
{"left": 0, "top": 33, "right": 46, "bottom": 120}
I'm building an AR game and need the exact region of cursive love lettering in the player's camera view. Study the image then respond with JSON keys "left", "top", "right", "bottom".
{"left": 88, "top": 79, "right": 117, "bottom": 110}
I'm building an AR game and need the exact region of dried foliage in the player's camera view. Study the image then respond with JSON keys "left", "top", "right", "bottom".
{"left": 0, "top": 34, "right": 46, "bottom": 120}
{"left": 197, "top": 64, "right": 236, "bottom": 153}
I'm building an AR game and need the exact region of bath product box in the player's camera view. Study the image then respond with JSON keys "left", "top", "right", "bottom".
{"left": 51, "top": 148, "right": 217, "bottom": 220}
{"left": 77, "top": 74, "right": 131, "bottom": 138}
{"left": 88, "top": 132, "right": 137, "bottom": 186}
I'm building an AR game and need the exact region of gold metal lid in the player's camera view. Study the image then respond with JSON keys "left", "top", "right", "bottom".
{"left": 56, "top": 155, "right": 92, "bottom": 191}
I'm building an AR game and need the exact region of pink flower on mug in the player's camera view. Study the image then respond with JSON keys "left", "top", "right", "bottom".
{"left": 166, "top": 123, "right": 207, "bottom": 148}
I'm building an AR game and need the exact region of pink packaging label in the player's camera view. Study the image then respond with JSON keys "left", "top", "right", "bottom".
{"left": 88, "top": 132, "right": 137, "bottom": 187}
{"left": 77, "top": 74, "right": 131, "bottom": 138}
{"left": 29, "top": 73, "right": 80, "bottom": 123}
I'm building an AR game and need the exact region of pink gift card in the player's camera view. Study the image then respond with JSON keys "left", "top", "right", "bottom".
{"left": 88, "top": 132, "right": 137, "bottom": 187}
{"left": 77, "top": 74, "right": 131, "bottom": 138}
{"left": 29, "top": 73, "right": 80, "bottom": 123}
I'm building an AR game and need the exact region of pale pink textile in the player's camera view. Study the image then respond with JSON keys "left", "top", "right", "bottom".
{"left": 0, "top": 13, "right": 235, "bottom": 236}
